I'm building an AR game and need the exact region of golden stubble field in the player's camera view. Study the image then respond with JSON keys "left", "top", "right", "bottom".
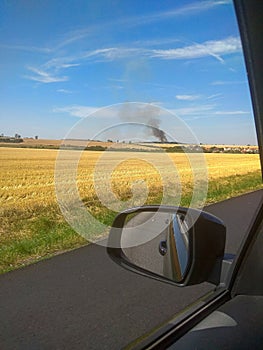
{"left": 0, "top": 147, "right": 262, "bottom": 212}
{"left": 0, "top": 146, "right": 262, "bottom": 273}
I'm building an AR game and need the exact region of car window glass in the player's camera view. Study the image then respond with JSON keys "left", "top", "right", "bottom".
{"left": 0, "top": 1, "right": 262, "bottom": 348}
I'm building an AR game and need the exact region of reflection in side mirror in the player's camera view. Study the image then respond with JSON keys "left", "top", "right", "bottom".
{"left": 166, "top": 213, "right": 189, "bottom": 281}
{"left": 107, "top": 206, "right": 226, "bottom": 286}
{"left": 122, "top": 212, "right": 189, "bottom": 282}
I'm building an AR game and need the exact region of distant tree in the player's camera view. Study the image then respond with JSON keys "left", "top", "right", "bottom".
{"left": 35, "top": 135, "right": 38, "bottom": 140}
{"left": 107, "top": 139, "right": 113, "bottom": 143}
{"left": 15, "top": 133, "right": 21, "bottom": 139}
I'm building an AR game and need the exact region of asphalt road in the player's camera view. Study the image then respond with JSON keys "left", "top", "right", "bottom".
{"left": 0, "top": 190, "right": 262, "bottom": 350}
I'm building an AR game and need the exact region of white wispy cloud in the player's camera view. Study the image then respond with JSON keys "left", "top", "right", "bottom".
{"left": 57, "top": 63, "right": 80, "bottom": 69}
{"left": 172, "top": 104, "right": 215, "bottom": 116}
{"left": 25, "top": 67, "right": 68, "bottom": 83}
{"left": 53, "top": 105, "right": 99, "bottom": 118}
{"left": 176, "top": 94, "right": 202, "bottom": 101}
{"left": 176, "top": 93, "right": 224, "bottom": 102}
{"left": 43, "top": 57, "right": 80, "bottom": 70}
{"left": 3, "top": 1, "right": 231, "bottom": 59}
{"left": 23, "top": 35, "right": 241, "bottom": 84}
{"left": 24, "top": 54, "right": 81, "bottom": 84}
{"left": 206, "top": 93, "right": 223, "bottom": 100}
{"left": 211, "top": 80, "right": 245, "bottom": 85}
{"left": 158, "top": 1, "right": 229, "bottom": 18}
{"left": 49, "top": 1, "right": 230, "bottom": 49}
{"left": 55, "top": 28, "right": 91, "bottom": 49}
{"left": 214, "top": 110, "right": 250, "bottom": 115}
{"left": 20, "top": 3, "right": 236, "bottom": 85}
{"left": 171, "top": 105, "right": 249, "bottom": 119}
{"left": 56, "top": 89, "right": 74, "bottom": 94}
{"left": 151, "top": 37, "right": 241, "bottom": 62}
{"left": 108, "top": 78, "right": 128, "bottom": 83}
{"left": 42, "top": 48, "right": 140, "bottom": 72}
{"left": 83, "top": 48, "right": 142, "bottom": 61}
{"left": 56, "top": 36, "right": 240, "bottom": 65}
{"left": 109, "top": 85, "right": 124, "bottom": 90}
{"left": 119, "top": 1, "right": 231, "bottom": 27}
{"left": 180, "top": 108, "right": 250, "bottom": 121}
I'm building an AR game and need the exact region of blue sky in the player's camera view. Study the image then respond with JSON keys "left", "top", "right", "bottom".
{"left": 0, "top": 0, "right": 258, "bottom": 144}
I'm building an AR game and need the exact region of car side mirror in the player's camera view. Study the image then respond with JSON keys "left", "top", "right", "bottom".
{"left": 107, "top": 206, "right": 226, "bottom": 286}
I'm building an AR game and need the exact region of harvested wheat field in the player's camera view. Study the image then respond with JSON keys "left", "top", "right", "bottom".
{"left": 0, "top": 147, "right": 262, "bottom": 273}
{"left": 0, "top": 147, "right": 261, "bottom": 209}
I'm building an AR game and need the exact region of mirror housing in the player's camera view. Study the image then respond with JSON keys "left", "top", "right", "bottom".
{"left": 107, "top": 206, "right": 226, "bottom": 286}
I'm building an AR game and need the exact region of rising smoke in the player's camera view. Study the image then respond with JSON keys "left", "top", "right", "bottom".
{"left": 118, "top": 103, "right": 168, "bottom": 142}
{"left": 148, "top": 117, "right": 168, "bottom": 142}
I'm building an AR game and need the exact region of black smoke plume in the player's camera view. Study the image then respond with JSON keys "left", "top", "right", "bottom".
{"left": 148, "top": 117, "right": 168, "bottom": 143}
{"left": 119, "top": 103, "right": 168, "bottom": 143}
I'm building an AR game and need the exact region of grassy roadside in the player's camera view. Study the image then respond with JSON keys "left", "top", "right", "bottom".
{"left": 0, "top": 170, "right": 262, "bottom": 274}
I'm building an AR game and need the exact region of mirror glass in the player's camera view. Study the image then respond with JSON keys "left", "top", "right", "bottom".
{"left": 121, "top": 210, "right": 190, "bottom": 283}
